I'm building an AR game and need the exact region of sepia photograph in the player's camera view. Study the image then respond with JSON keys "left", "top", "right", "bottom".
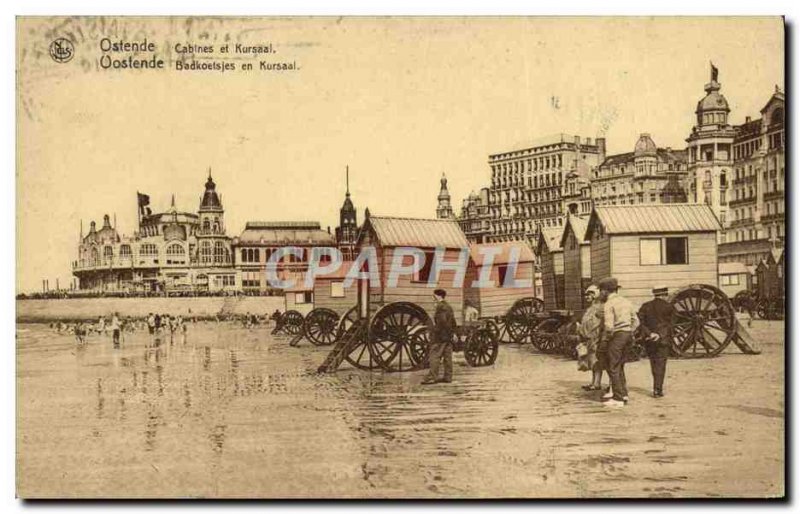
{"left": 14, "top": 15, "right": 786, "bottom": 499}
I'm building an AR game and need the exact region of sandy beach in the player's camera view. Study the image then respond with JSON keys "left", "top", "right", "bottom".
{"left": 16, "top": 319, "right": 784, "bottom": 498}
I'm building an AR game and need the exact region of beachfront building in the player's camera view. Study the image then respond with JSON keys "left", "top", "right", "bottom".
{"left": 72, "top": 174, "right": 237, "bottom": 293}
{"left": 590, "top": 134, "right": 688, "bottom": 207}
{"left": 231, "top": 222, "right": 337, "bottom": 294}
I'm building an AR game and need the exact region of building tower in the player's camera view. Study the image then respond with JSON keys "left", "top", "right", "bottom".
{"left": 199, "top": 169, "right": 225, "bottom": 234}
{"left": 335, "top": 166, "right": 358, "bottom": 260}
{"left": 686, "top": 63, "right": 736, "bottom": 241}
{"left": 197, "top": 169, "right": 231, "bottom": 267}
{"left": 436, "top": 173, "right": 455, "bottom": 219}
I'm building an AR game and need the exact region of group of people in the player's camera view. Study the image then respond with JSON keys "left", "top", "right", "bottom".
{"left": 54, "top": 312, "right": 193, "bottom": 347}
{"left": 418, "top": 280, "right": 675, "bottom": 407}
{"left": 578, "top": 278, "right": 674, "bottom": 407}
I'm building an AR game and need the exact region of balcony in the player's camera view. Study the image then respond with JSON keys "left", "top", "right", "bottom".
{"left": 761, "top": 212, "right": 785, "bottom": 223}
{"left": 764, "top": 190, "right": 785, "bottom": 201}
{"left": 728, "top": 197, "right": 757, "bottom": 208}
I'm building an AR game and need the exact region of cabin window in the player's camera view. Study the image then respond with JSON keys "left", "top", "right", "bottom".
{"left": 330, "top": 281, "right": 345, "bottom": 298}
{"left": 720, "top": 274, "right": 740, "bottom": 286}
{"left": 413, "top": 250, "right": 436, "bottom": 283}
{"left": 665, "top": 237, "right": 688, "bottom": 264}
{"left": 295, "top": 291, "right": 313, "bottom": 304}
{"left": 640, "top": 239, "right": 662, "bottom": 265}
{"left": 640, "top": 237, "right": 689, "bottom": 265}
{"left": 498, "top": 265, "right": 509, "bottom": 287}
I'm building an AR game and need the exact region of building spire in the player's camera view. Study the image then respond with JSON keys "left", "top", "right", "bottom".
{"left": 208, "top": 166, "right": 212, "bottom": 179}
{"left": 346, "top": 165, "right": 350, "bottom": 196}
{"left": 171, "top": 194, "right": 176, "bottom": 208}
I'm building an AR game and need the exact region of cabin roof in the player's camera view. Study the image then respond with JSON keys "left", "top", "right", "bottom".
{"left": 536, "top": 226, "right": 564, "bottom": 254}
{"left": 559, "top": 215, "right": 590, "bottom": 247}
{"left": 469, "top": 242, "right": 535, "bottom": 266}
{"left": 362, "top": 215, "right": 469, "bottom": 249}
{"left": 719, "top": 262, "right": 749, "bottom": 275}
{"left": 587, "top": 204, "right": 720, "bottom": 237}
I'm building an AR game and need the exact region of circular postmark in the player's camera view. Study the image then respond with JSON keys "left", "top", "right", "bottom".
{"left": 49, "top": 38, "right": 74, "bottom": 63}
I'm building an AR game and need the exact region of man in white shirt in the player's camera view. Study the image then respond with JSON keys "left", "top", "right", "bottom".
{"left": 598, "top": 277, "right": 634, "bottom": 407}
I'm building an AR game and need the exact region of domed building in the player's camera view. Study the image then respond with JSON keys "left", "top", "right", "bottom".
{"left": 686, "top": 64, "right": 737, "bottom": 241}
{"left": 591, "top": 133, "right": 688, "bottom": 207}
{"left": 72, "top": 173, "right": 236, "bottom": 293}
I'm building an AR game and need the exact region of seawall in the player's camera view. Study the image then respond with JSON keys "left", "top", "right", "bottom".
{"left": 16, "top": 296, "right": 285, "bottom": 323}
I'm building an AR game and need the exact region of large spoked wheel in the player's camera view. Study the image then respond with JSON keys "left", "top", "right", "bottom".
{"left": 464, "top": 326, "right": 499, "bottom": 367}
{"left": 343, "top": 327, "right": 380, "bottom": 370}
{"left": 283, "top": 310, "right": 304, "bottom": 336}
{"left": 337, "top": 305, "right": 359, "bottom": 338}
{"left": 368, "top": 302, "right": 432, "bottom": 372}
{"left": 530, "top": 318, "right": 561, "bottom": 352}
{"left": 670, "top": 284, "right": 736, "bottom": 358}
{"left": 505, "top": 297, "right": 545, "bottom": 343}
{"left": 559, "top": 321, "right": 580, "bottom": 359}
{"left": 767, "top": 297, "right": 785, "bottom": 320}
{"left": 303, "top": 308, "right": 340, "bottom": 346}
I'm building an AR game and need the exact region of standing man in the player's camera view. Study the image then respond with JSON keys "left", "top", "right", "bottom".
{"left": 638, "top": 285, "right": 674, "bottom": 398}
{"left": 598, "top": 277, "right": 634, "bottom": 407}
{"left": 422, "top": 289, "right": 457, "bottom": 385}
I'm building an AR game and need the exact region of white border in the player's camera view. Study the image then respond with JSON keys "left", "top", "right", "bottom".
{"left": 5, "top": 2, "right": 797, "bottom": 512}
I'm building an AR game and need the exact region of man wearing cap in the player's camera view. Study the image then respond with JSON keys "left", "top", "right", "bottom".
{"left": 578, "top": 285, "right": 606, "bottom": 391}
{"left": 422, "top": 288, "right": 457, "bottom": 385}
{"left": 638, "top": 285, "right": 675, "bottom": 398}
{"left": 598, "top": 277, "right": 634, "bottom": 407}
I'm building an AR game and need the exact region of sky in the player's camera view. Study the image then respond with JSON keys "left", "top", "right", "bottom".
{"left": 16, "top": 16, "right": 784, "bottom": 293}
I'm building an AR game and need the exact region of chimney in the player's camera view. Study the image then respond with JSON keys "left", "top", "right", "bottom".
{"left": 596, "top": 137, "right": 606, "bottom": 163}
{"left": 327, "top": 226, "right": 331, "bottom": 234}
{"left": 574, "top": 136, "right": 582, "bottom": 168}
{"left": 585, "top": 137, "right": 592, "bottom": 145}
{"left": 746, "top": 116, "right": 751, "bottom": 123}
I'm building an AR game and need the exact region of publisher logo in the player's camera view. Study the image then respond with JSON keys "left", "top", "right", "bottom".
{"left": 49, "top": 38, "right": 74, "bottom": 63}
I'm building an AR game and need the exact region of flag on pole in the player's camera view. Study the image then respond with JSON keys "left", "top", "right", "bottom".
{"left": 137, "top": 192, "right": 150, "bottom": 217}
{"left": 710, "top": 61, "right": 719, "bottom": 82}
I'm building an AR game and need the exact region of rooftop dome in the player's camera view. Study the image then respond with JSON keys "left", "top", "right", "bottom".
{"left": 95, "top": 214, "right": 119, "bottom": 243}
{"left": 634, "top": 133, "right": 657, "bottom": 156}
{"left": 697, "top": 88, "right": 730, "bottom": 113}
{"left": 199, "top": 173, "right": 223, "bottom": 211}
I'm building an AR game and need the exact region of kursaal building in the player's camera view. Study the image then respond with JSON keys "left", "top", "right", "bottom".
{"left": 72, "top": 173, "right": 237, "bottom": 293}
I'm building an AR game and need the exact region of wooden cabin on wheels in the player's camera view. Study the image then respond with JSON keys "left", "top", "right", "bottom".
{"left": 585, "top": 204, "right": 739, "bottom": 358}
{"left": 464, "top": 242, "right": 538, "bottom": 319}
{"left": 585, "top": 204, "right": 721, "bottom": 307}
{"left": 560, "top": 215, "right": 591, "bottom": 313}
{"left": 535, "top": 227, "right": 565, "bottom": 310}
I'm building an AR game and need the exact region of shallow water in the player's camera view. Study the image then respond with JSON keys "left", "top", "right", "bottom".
{"left": 17, "top": 321, "right": 784, "bottom": 498}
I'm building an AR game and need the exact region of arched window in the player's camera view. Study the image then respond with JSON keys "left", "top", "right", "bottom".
{"left": 241, "top": 248, "right": 247, "bottom": 262}
{"left": 203, "top": 219, "right": 210, "bottom": 232}
{"left": 91, "top": 247, "right": 100, "bottom": 266}
{"left": 103, "top": 246, "right": 113, "bottom": 263}
{"left": 166, "top": 243, "right": 185, "bottom": 265}
{"left": 119, "top": 245, "right": 132, "bottom": 259}
{"left": 214, "top": 241, "right": 228, "bottom": 264}
{"left": 200, "top": 241, "right": 212, "bottom": 264}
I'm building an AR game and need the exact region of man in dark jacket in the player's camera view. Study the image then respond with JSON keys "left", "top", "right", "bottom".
{"left": 422, "top": 289, "right": 457, "bottom": 385}
{"left": 637, "top": 285, "right": 675, "bottom": 398}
